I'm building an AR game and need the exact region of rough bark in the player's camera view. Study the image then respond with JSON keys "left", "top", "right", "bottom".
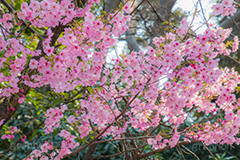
{"left": 125, "top": 0, "right": 140, "bottom": 51}
{"left": 83, "top": 143, "right": 98, "bottom": 160}
{"left": 104, "top": 0, "right": 122, "bottom": 13}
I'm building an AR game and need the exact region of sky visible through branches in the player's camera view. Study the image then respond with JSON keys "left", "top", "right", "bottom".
{"left": 109, "top": 0, "right": 215, "bottom": 62}
{"left": 174, "top": 0, "right": 214, "bottom": 33}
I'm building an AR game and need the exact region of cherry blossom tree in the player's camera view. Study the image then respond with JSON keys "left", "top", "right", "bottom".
{"left": 0, "top": 0, "right": 240, "bottom": 159}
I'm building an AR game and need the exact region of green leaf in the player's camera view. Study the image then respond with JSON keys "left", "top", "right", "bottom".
{"left": 161, "top": 21, "right": 168, "bottom": 25}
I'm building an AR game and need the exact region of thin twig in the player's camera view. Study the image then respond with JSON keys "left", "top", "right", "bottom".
{"left": 181, "top": 144, "right": 200, "bottom": 160}
{"left": 130, "top": 0, "right": 145, "bottom": 15}
{"left": 230, "top": 15, "right": 240, "bottom": 33}
{"left": 145, "top": 0, "right": 165, "bottom": 22}
{"left": 16, "top": 22, "right": 32, "bottom": 38}
{"left": 202, "top": 143, "right": 216, "bottom": 160}
{"left": 176, "top": 145, "right": 186, "bottom": 160}
{"left": 198, "top": 0, "right": 209, "bottom": 28}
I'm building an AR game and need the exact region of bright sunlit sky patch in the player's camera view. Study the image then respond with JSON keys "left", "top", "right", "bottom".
{"left": 174, "top": 0, "right": 215, "bottom": 33}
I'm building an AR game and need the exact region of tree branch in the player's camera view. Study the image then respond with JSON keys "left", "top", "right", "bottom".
{"left": 136, "top": 140, "right": 200, "bottom": 159}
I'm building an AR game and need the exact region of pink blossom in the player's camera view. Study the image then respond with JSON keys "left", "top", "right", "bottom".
{"left": 222, "top": 0, "right": 233, "bottom": 8}
{"left": 228, "top": 6, "right": 237, "bottom": 16}
{"left": 3, "top": 13, "right": 12, "bottom": 21}
{"left": 169, "top": 133, "right": 180, "bottom": 148}
{"left": 164, "top": 81, "right": 172, "bottom": 90}
{"left": 60, "top": 105, "right": 67, "bottom": 112}
{"left": 31, "top": 149, "right": 41, "bottom": 158}
{"left": 123, "top": 3, "right": 131, "bottom": 14}
{"left": 18, "top": 96, "right": 25, "bottom": 104}
{"left": 18, "top": 11, "right": 27, "bottom": 20}
{"left": 44, "top": 46, "right": 54, "bottom": 56}
{"left": 212, "top": 4, "right": 224, "bottom": 15}
{"left": 225, "top": 110, "right": 235, "bottom": 121}
{"left": 147, "top": 138, "right": 156, "bottom": 145}
{"left": 29, "top": 59, "right": 38, "bottom": 70}
{"left": 40, "top": 155, "right": 49, "bottom": 160}
{"left": 41, "top": 0, "right": 50, "bottom": 10}
{"left": 40, "top": 142, "right": 49, "bottom": 153}
{"left": 232, "top": 36, "right": 239, "bottom": 52}
{"left": 30, "top": 0, "right": 40, "bottom": 11}
{"left": 21, "top": 2, "right": 30, "bottom": 11}
{"left": 0, "top": 119, "right": 5, "bottom": 126}
{"left": 156, "top": 135, "right": 162, "bottom": 142}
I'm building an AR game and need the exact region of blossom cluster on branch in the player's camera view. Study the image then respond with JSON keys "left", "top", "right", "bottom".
{"left": 0, "top": 0, "right": 240, "bottom": 159}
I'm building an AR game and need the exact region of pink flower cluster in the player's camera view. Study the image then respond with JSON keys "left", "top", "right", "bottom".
{"left": 20, "top": 3, "right": 131, "bottom": 93}
{"left": 176, "top": 17, "right": 188, "bottom": 37}
{"left": 1, "top": 126, "right": 18, "bottom": 140}
{"left": 0, "top": 0, "right": 131, "bottom": 103}
{"left": 1, "top": 0, "right": 240, "bottom": 159}
{"left": 212, "top": 0, "right": 236, "bottom": 16}
{"left": 57, "top": 23, "right": 240, "bottom": 150}
{"left": 30, "top": 142, "right": 53, "bottom": 160}
{"left": 232, "top": 36, "right": 239, "bottom": 52}
{"left": 0, "top": 13, "right": 13, "bottom": 31}
{"left": 44, "top": 105, "right": 67, "bottom": 134}
{"left": 29, "top": 131, "right": 79, "bottom": 160}
{"left": 18, "top": 0, "right": 80, "bottom": 27}
{"left": 147, "top": 131, "right": 180, "bottom": 150}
